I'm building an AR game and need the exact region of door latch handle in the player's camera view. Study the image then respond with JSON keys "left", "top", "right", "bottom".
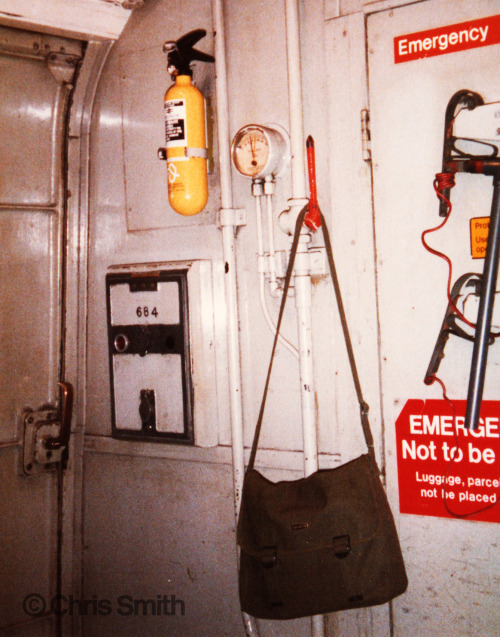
{"left": 22, "top": 381, "right": 74, "bottom": 474}
{"left": 45, "top": 381, "right": 74, "bottom": 451}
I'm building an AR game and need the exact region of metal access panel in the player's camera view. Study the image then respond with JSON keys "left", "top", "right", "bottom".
{"left": 106, "top": 270, "right": 194, "bottom": 444}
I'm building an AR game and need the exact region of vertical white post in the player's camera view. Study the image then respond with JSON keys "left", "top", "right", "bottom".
{"left": 294, "top": 237, "right": 319, "bottom": 476}
{"left": 212, "top": 0, "right": 244, "bottom": 519}
{"left": 284, "top": 0, "right": 325, "bottom": 634}
{"left": 284, "top": 0, "right": 307, "bottom": 201}
{"left": 212, "top": 1, "right": 261, "bottom": 635}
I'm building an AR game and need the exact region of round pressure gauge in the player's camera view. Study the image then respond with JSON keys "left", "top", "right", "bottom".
{"left": 231, "top": 124, "right": 290, "bottom": 179}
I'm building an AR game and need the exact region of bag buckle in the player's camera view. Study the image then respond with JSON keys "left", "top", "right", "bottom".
{"left": 260, "top": 546, "right": 277, "bottom": 569}
{"left": 333, "top": 534, "right": 351, "bottom": 559}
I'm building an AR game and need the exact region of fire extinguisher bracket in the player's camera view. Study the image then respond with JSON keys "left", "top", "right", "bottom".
{"left": 159, "top": 147, "right": 208, "bottom": 160}
{"left": 184, "top": 147, "right": 208, "bottom": 158}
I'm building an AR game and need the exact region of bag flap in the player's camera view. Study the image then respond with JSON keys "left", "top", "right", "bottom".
{"left": 237, "top": 454, "right": 385, "bottom": 557}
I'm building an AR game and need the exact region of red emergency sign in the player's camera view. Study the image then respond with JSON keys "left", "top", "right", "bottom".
{"left": 395, "top": 399, "right": 500, "bottom": 523}
{"left": 394, "top": 15, "right": 500, "bottom": 64}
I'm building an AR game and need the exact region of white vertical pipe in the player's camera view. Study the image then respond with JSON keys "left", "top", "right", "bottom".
{"left": 212, "top": 2, "right": 233, "bottom": 211}
{"left": 265, "top": 190, "right": 279, "bottom": 293}
{"left": 254, "top": 190, "right": 265, "bottom": 264}
{"left": 211, "top": 0, "right": 243, "bottom": 511}
{"left": 294, "top": 241, "right": 318, "bottom": 474}
{"left": 284, "top": 0, "right": 325, "bottom": 635}
{"left": 284, "top": 0, "right": 307, "bottom": 201}
{"left": 212, "top": 1, "right": 260, "bottom": 635}
{"left": 254, "top": 190, "right": 299, "bottom": 359}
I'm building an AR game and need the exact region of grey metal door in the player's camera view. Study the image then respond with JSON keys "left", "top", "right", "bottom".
{"left": 0, "top": 26, "right": 82, "bottom": 636}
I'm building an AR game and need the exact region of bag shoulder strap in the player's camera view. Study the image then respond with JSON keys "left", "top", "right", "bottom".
{"left": 247, "top": 205, "right": 375, "bottom": 473}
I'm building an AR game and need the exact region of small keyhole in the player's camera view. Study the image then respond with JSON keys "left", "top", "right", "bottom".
{"left": 114, "top": 333, "right": 129, "bottom": 353}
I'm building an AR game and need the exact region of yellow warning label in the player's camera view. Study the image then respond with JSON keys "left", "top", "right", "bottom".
{"left": 470, "top": 216, "right": 489, "bottom": 259}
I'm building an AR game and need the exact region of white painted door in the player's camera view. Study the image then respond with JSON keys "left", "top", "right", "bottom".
{"left": 0, "top": 26, "right": 82, "bottom": 636}
{"left": 368, "top": 0, "right": 500, "bottom": 635}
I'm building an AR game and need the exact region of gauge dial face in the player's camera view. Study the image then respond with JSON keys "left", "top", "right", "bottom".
{"left": 232, "top": 127, "right": 270, "bottom": 177}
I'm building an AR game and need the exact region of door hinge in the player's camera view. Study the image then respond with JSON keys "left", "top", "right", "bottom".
{"left": 361, "top": 108, "right": 372, "bottom": 163}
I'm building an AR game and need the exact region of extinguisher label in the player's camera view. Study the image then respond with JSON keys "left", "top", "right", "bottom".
{"left": 165, "top": 99, "right": 187, "bottom": 147}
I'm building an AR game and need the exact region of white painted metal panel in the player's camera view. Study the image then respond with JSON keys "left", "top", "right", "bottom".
{"left": 116, "top": 3, "right": 217, "bottom": 231}
{"left": 82, "top": 452, "right": 247, "bottom": 636}
{"left": 368, "top": 1, "right": 500, "bottom": 635}
{"left": 0, "top": 54, "right": 59, "bottom": 205}
{"left": 113, "top": 354, "right": 184, "bottom": 432}
{"left": 110, "top": 281, "right": 180, "bottom": 325}
{"left": 322, "top": 11, "right": 384, "bottom": 466}
{"left": 0, "top": 29, "right": 82, "bottom": 430}
{"left": 105, "top": 261, "right": 219, "bottom": 447}
{"left": 0, "top": 0, "right": 132, "bottom": 40}
{"left": 323, "top": 12, "right": 390, "bottom": 634}
{"left": 325, "top": 0, "right": 430, "bottom": 21}
{"left": 0, "top": 213, "right": 54, "bottom": 433}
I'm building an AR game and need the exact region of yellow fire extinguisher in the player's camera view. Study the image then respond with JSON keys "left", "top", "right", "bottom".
{"left": 162, "top": 30, "right": 214, "bottom": 216}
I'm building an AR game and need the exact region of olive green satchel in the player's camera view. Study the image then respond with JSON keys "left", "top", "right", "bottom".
{"left": 237, "top": 207, "right": 408, "bottom": 620}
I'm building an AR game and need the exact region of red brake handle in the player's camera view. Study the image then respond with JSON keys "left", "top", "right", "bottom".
{"left": 304, "top": 135, "right": 321, "bottom": 231}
